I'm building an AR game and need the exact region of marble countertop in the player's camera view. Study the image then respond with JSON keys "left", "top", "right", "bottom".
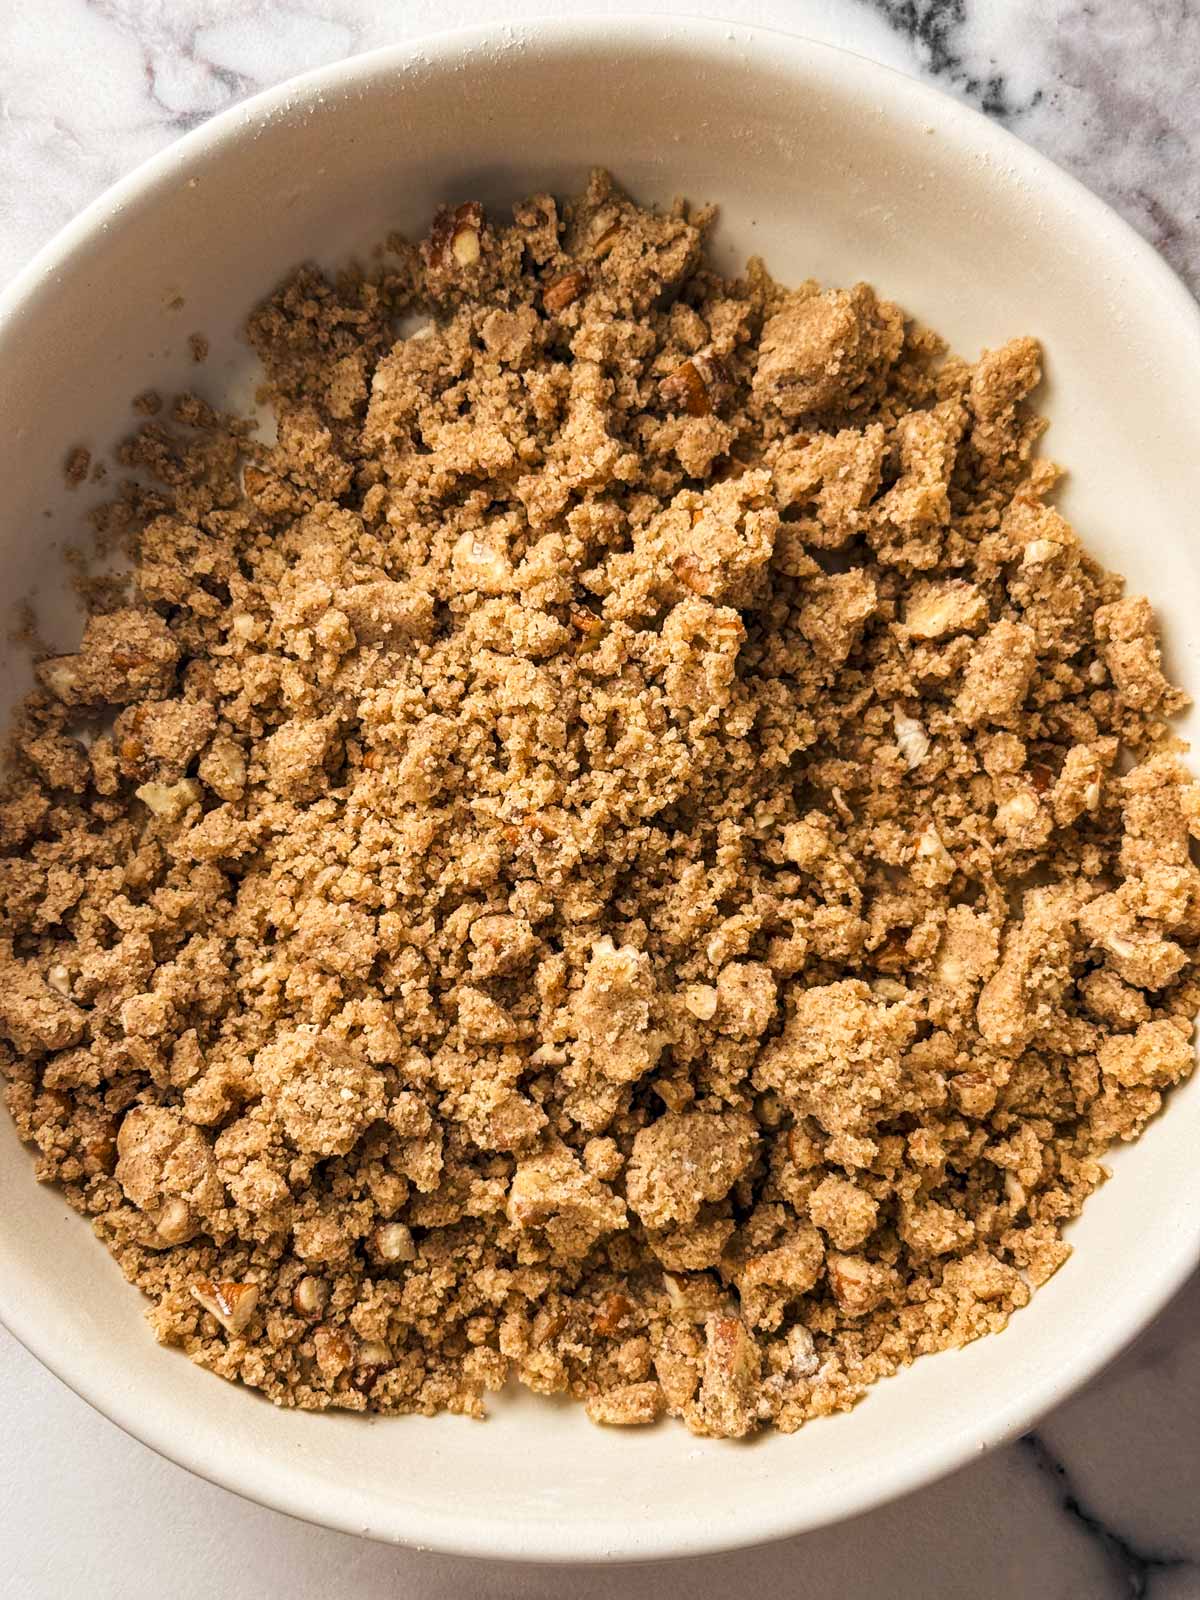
{"left": 1, "top": 3, "right": 1198, "bottom": 1596}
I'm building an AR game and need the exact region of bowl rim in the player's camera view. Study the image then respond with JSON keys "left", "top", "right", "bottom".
{"left": 2, "top": 10, "right": 1200, "bottom": 1565}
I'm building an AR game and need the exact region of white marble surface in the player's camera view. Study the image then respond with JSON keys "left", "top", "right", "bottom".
{"left": 1, "top": 2, "right": 1199, "bottom": 1595}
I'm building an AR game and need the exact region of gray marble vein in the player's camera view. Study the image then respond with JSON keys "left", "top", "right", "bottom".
{"left": 0, "top": 3, "right": 1199, "bottom": 1597}
{"left": 1021, "top": 1432, "right": 1189, "bottom": 1598}
{"left": 860, "top": 0, "right": 1200, "bottom": 291}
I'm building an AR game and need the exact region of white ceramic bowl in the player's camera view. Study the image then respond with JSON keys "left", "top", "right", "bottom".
{"left": 2, "top": 14, "right": 1199, "bottom": 1566}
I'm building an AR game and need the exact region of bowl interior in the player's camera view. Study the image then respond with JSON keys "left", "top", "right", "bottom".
{"left": 1, "top": 17, "right": 1199, "bottom": 1564}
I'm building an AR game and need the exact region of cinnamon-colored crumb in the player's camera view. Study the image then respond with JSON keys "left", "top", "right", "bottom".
{"left": 2, "top": 170, "right": 1195, "bottom": 1437}
{"left": 63, "top": 446, "right": 90, "bottom": 488}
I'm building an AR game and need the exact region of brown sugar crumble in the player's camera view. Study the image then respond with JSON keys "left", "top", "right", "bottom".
{"left": 3, "top": 170, "right": 1197, "bottom": 1437}
{"left": 63, "top": 445, "right": 90, "bottom": 489}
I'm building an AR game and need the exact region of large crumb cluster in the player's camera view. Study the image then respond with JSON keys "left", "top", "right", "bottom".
{"left": 4, "top": 172, "right": 1198, "bottom": 1437}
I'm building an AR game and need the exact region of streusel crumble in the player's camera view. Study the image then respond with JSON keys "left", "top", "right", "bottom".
{"left": 3, "top": 171, "right": 1196, "bottom": 1436}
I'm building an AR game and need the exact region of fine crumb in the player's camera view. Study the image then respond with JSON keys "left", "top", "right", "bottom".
{"left": 1, "top": 169, "right": 1196, "bottom": 1440}
{"left": 63, "top": 446, "right": 90, "bottom": 489}
{"left": 188, "top": 333, "right": 210, "bottom": 364}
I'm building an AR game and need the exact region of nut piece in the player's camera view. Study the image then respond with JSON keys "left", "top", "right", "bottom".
{"left": 662, "top": 1270, "right": 726, "bottom": 1322}
{"left": 786, "top": 1324, "right": 819, "bottom": 1378}
{"left": 199, "top": 737, "right": 247, "bottom": 801}
{"left": 660, "top": 352, "right": 729, "bottom": 417}
{"left": 291, "top": 1275, "right": 328, "bottom": 1318}
{"left": 371, "top": 1222, "right": 417, "bottom": 1263}
{"left": 356, "top": 1339, "right": 392, "bottom": 1368}
{"left": 753, "top": 1089, "right": 785, "bottom": 1129}
{"left": 893, "top": 709, "right": 930, "bottom": 770}
{"left": 354, "top": 1338, "right": 393, "bottom": 1393}
{"left": 543, "top": 268, "right": 587, "bottom": 314}
{"left": 190, "top": 1278, "right": 259, "bottom": 1336}
{"left": 826, "top": 1253, "right": 893, "bottom": 1316}
{"left": 902, "top": 580, "right": 987, "bottom": 641}
{"left": 314, "top": 1323, "right": 354, "bottom": 1379}
{"left": 153, "top": 1197, "right": 195, "bottom": 1246}
{"left": 695, "top": 1313, "right": 760, "bottom": 1438}
{"left": 683, "top": 983, "right": 718, "bottom": 1021}
{"left": 135, "top": 779, "right": 201, "bottom": 821}
{"left": 427, "top": 200, "right": 484, "bottom": 272}
{"left": 451, "top": 221, "right": 481, "bottom": 267}
{"left": 452, "top": 531, "right": 513, "bottom": 594}
{"left": 46, "top": 964, "right": 73, "bottom": 998}
{"left": 660, "top": 359, "right": 710, "bottom": 417}
{"left": 592, "top": 1290, "right": 634, "bottom": 1337}
{"left": 589, "top": 215, "right": 622, "bottom": 258}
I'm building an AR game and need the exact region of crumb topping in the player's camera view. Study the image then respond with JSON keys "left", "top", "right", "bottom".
{"left": 3, "top": 170, "right": 1196, "bottom": 1436}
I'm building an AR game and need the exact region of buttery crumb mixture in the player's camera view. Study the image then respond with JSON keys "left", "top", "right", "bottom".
{"left": 4, "top": 172, "right": 1198, "bottom": 1437}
